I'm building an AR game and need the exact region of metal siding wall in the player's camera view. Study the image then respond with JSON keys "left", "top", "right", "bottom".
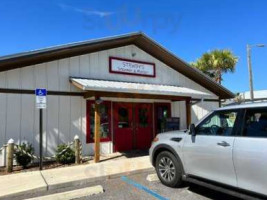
{"left": 0, "top": 44, "right": 220, "bottom": 161}
{"left": 191, "top": 102, "right": 219, "bottom": 124}
{"left": 171, "top": 101, "right": 187, "bottom": 130}
{"left": 0, "top": 72, "right": 7, "bottom": 147}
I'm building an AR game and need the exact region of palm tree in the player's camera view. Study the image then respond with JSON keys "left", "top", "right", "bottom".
{"left": 191, "top": 49, "right": 238, "bottom": 84}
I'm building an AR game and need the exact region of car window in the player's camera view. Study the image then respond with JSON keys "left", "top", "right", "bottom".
{"left": 196, "top": 110, "right": 238, "bottom": 136}
{"left": 243, "top": 108, "right": 267, "bottom": 138}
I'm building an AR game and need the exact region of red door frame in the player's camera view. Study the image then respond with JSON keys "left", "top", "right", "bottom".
{"left": 113, "top": 102, "right": 154, "bottom": 152}
{"left": 154, "top": 102, "right": 171, "bottom": 135}
{"left": 113, "top": 102, "right": 134, "bottom": 152}
{"left": 134, "top": 103, "right": 153, "bottom": 150}
{"left": 86, "top": 100, "right": 112, "bottom": 143}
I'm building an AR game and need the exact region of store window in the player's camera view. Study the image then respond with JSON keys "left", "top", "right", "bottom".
{"left": 243, "top": 108, "right": 267, "bottom": 138}
{"left": 86, "top": 101, "right": 111, "bottom": 143}
{"left": 118, "top": 107, "right": 130, "bottom": 128}
{"left": 155, "top": 103, "right": 171, "bottom": 134}
{"left": 139, "top": 108, "right": 149, "bottom": 128}
{"left": 196, "top": 111, "right": 238, "bottom": 136}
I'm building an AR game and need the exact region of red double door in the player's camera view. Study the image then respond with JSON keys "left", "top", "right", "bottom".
{"left": 113, "top": 103, "right": 153, "bottom": 152}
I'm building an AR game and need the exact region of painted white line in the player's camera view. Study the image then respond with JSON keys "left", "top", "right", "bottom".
{"left": 25, "top": 185, "right": 104, "bottom": 200}
{"left": 146, "top": 174, "right": 159, "bottom": 182}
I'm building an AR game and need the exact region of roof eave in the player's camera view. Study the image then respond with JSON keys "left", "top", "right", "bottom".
{"left": 0, "top": 32, "right": 234, "bottom": 99}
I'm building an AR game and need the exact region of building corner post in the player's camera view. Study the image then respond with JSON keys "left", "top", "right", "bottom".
{"left": 186, "top": 98, "right": 191, "bottom": 128}
{"left": 94, "top": 100, "right": 100, "bottom": 163}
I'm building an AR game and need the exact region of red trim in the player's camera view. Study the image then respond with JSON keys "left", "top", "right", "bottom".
{"left": 109, "top": 56, "right": 156, "bottom": 78}
{"left": 86, "top": 100, "right": 112, "bottom": 143}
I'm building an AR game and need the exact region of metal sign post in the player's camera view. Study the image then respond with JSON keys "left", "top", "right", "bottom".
{"left": 35, "top": 88, "right": 47, "bottom": 170}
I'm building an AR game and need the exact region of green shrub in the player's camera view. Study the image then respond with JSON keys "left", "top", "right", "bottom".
{"left": 15, "top": 143, "right": 34, "bottom": 168}
{"left": 55, "top": 144, "right": 75, "bottom": 164}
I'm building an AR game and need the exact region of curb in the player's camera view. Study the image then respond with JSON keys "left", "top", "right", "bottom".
{"left": 2, "top": 167, "right": 154, "bottom": 200}
{"left": 0, "top": 186, "right": 48, "bottom": 200}
{"left": 47, "top": 167, "right": 154, "bottom": 190}
{"left": 25, "top": 185, "right": 104, "bottom": 200}
{"left": 0, "top": 171, "right": 48, "bottom": 200}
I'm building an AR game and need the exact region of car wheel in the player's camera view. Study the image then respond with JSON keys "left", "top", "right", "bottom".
{"left": 155, "top": 151, "right": 183, "bottom": 187}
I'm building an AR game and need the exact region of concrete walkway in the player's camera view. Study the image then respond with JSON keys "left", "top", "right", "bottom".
{"left": 0, "top": 156, "right": 153, "bottom": 199}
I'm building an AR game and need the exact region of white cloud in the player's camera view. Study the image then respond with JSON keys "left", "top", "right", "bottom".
{"left": 58, "top": 4, "right": 114, "bottom": 17}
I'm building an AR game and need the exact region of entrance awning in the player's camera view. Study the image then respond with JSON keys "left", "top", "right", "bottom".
{"left": 70, "top": 78, "right": 212, "bottom": 99}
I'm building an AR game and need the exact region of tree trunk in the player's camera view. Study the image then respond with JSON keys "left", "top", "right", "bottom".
{"left": 215, "top": 69, "right": 222, "bottom": 84}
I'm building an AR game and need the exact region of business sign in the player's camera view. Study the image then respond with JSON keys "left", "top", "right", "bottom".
{"left": 35, "top": 88, "right": 47, "bottom": 109}
{"left": 109, "top": 57, "right": 156, "bottom": 77}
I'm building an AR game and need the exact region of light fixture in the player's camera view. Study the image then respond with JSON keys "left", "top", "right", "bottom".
{"left": 95, "top": 97, "right": 103, "bottom": 105}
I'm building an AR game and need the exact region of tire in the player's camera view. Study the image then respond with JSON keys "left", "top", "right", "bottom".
{"left": 155, "top": 151, "right": 183, "bottom": 188}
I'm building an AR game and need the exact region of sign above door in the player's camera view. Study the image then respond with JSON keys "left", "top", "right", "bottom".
{"left": 109, "top": 57, "right": 156, "bottom": 78}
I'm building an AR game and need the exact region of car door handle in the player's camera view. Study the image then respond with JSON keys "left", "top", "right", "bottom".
{"left": 217, "top": 141, "right": 230, "bottom": 147}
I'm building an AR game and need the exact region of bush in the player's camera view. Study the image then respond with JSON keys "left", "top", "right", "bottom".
{"left": 55, "top": 144, "right": 75, "bottom": 164}
{"left": 15, "top": 143, "right": 34, "bottom": 168}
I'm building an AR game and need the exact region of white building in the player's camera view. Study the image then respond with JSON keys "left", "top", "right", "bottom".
{"left": 223, "top": 90, "right": 267, "bottom": 106}
{"left": 240, "top": 90, "right": 267, "bottom": 102}
{"left": 0, "top": 32, "right": 234, "bottom": 162}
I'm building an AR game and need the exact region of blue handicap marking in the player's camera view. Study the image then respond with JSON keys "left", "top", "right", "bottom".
{"left": 35, "top": 88, "right": 47, "bottom": 96}
{"left": 121, "top": 176, "right": 169, "bottom": 200}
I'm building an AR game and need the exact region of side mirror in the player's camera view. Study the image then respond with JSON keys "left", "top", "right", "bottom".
{"left": 189, "top": 124, "right": 196, "bottom": 136}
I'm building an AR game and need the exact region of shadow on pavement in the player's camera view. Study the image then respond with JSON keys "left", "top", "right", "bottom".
{"left": 187, "top": 183, "right": 241, "bottom": 200}
{"left": 99, "top": 150, "right": 149, "bottom": 163}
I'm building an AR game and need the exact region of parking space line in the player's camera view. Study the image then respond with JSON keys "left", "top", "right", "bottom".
{"left": 121, "top": 176, "right": 169, "bottom": 200}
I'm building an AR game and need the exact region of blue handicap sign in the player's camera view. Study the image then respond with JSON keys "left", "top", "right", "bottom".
{"left": 35, "top": 89, "right": 47, "bottom": 96}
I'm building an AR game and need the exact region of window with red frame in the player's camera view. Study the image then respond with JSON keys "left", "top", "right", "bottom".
{"left": 86, "top": 101, "right": 111, "bottom": 143}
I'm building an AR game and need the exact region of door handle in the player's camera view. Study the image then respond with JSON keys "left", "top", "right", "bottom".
{"left": 217, "top": 141, "right": 230, "bottom": 147}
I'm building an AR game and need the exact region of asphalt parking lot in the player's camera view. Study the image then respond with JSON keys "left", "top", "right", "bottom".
{"left": 78, "top": 171, "right": 241, "bottom": 200}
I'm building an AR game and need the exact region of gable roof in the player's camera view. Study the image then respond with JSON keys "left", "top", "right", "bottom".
{"left": 0, "top": 32, "right": 234, "bottom": 99}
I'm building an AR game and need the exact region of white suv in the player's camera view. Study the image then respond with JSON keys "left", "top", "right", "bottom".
{"left": 149, "top": 102, "right": 267, "bottom": 199}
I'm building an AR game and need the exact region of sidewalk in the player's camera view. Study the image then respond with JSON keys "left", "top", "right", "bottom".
{"left": 0, "top": 155, "right": 153, "bottom": 199}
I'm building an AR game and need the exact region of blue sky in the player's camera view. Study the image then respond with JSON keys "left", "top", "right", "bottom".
{"left": 0, "top": 0, "right": 266, "bottom": 93}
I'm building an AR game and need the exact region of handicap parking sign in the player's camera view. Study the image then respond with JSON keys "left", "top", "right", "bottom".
{"left": 35, "top": 88, "right": 47, "bottom": 109}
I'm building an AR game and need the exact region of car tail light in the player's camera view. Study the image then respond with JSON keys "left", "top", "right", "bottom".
{"left": 152, "top": 137, "right": 159, "bottom": 143}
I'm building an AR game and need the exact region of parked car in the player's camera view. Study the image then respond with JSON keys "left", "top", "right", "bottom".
{"left": 149, "top": 102, "right": 267, "bottom": 199}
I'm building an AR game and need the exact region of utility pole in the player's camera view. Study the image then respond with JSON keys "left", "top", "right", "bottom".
{"left": 246, "top": 44, "right": 254, "bottom": 101}
{"left": 246, "top": 44, "right": 265, "bottom": 101}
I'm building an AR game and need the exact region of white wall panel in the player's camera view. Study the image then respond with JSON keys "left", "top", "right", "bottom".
{"left": 70, "top": 96, "right": 82, "bottom": 141}
{"left": 20, "top": 94, "right": 34, "bottom": 145}
{"left": 171, "top": 101, "right": 187, "bottom": 130}
{"left": 0, "top": 94, "right": 7, "bottom": 146}
{"left": 89, "top": 52, "right": 99, "bottom": 78}
{"left": 34, "top": 63, "right": 47, "bottom": 88}
{"left": 47, "top": 61, "right": 59, "bottom": 91}
{"left": 33, "top": 105, "right": 47, "bottom": 156}
{"left": 21, "top": 66, "right": 35, "bottom": 89}
{"left": 0, "top": 72, "right": 6, "bottom": 146}
{"left": 46, "top": 96, "right": 59, "bottom": 156}
{"left": 6, "top": 69, "right": 21, "bottom": 89}
{"left": 58, "top": 58, "right": 70, "bottom": 91}
{"left": 80, "top": 54, "right": 90, "bottom": 78}
{"left": 6, "top": 94, "right": 21, "bottom": 144}
{"left": 58, "top": 96, "right": 71, "bottom": 144}
{"left": 70, "top": 56, "right": 80, "bottom": 92}
{"left": 191, "top": 101, "right": 219, "bottom": 124}
{"left": 81, "top": 99, "right": 87, "bottom": 155}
